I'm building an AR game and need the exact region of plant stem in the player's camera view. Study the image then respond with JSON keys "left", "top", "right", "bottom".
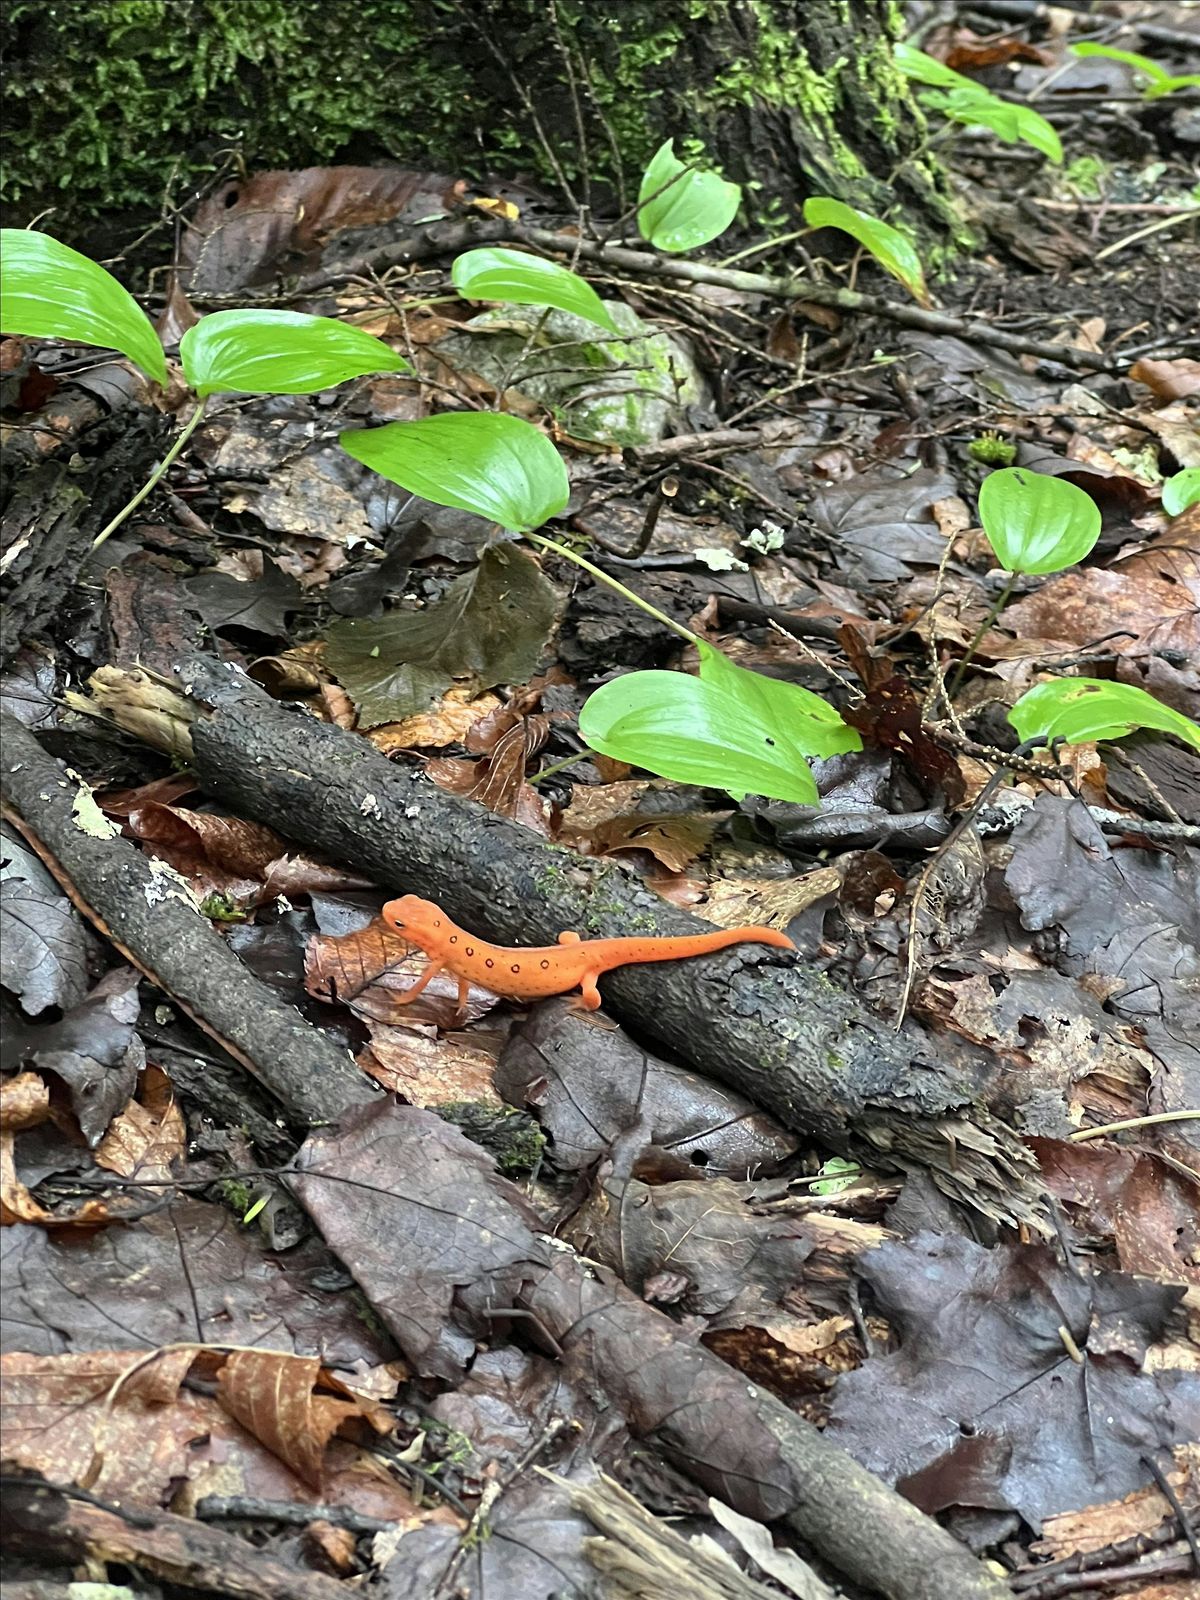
{"left": 530, "top": 753, "right": 584, "bottom": 785}
{"left": 1069, "top": 1109, "right": 1200, "bottom": 1142}
{"left": 946, "top": 573, "right": 1015, "bottom": 700}
{"left": 92, "top": 398, "right": 208, "bottom": 550}
{"left": 523, "top": 531, "right": 701, "bottom": 647}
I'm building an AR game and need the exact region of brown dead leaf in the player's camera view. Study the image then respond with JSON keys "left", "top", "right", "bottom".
{"left": 0, "top": 1348, "right": 200, "bottom": 1502}
{"left": 688, "top": 869, "right": 838, "bottom": 930}
{"left": 1030, "top": 1445, "right": 1198, "bottom": 1561}
{"left": 99, "top": 772, "right": 200, "bottom": 817}
{"left": 95, "top": 1065, "right": 185, "bottom": 1184}
{"left": 426, "top": 719, "right": 555, "bottom": 836}
{"left": 1130, "top": 358, "right": 1200, "bottom": 403}
{"left": 1002, "top": 564, "right": 1200, "bottom": 659}
{"left": 944, "top": 33, "right": 1051, "bottom": 69}
{"left": 359, "top": 1024, "right": 504, "bottom": 1106}
{"left": 368, "top": 687, "right": 503, "bottom": 752}
{"left": 563, "top": 810, "right": 728, "bottom": 873}
{"left": 1, "top": 1127, "right": 111, "bottom": 1228}
{"left": 1, "top": 1072, "right": 51, "bottom": 1132}
{"left": 305, "top": 921, "right": 497, "bottom": 1028}
{"left": 216, "top": 1350, "right": 388, "bottom": 1490}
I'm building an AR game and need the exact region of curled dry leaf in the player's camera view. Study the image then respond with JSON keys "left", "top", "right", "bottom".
{"left": 95, "top": 1064, "right": 186, "bottom": 1185}
{"left": 1129, "top": 357, "right": 1200, "bottom": 404}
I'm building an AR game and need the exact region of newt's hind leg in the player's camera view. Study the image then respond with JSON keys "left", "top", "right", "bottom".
{"left": 451, "top": 974, "right": 471, "bottom": 1028}
{"left": 566, "top": 971, "right": 619, "bottom": 1028}
{"left": 557, "top": 930, "right": 582, "bottom": 945}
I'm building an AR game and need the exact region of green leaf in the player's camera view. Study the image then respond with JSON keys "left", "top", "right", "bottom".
{"left": 894, "top": 41, "right": 978, "bottom": 90}
{"left": 896, "top": 45, "right": 1062, "bottom": 161}
{"left": 637, "top": 140, "right": 741, "bottom": 254}
{"left": 811, "top": 1158, "right": 862, "bottom": 1196}
{"left": 802, "top": 197, "right": 928, "bottom": 304}
{"left": 580, "top": 671, "right": 819, "bottom": 803}
{"left": 1070, "top": 42, "right": 1198, "bottom": 98}
{"left": 325, "top": 542, "right": 560, "bottom": 725}
{"left": 978, "top": 467, "right": 1101, "bottom": 575}
{"left": 1162, "top": 468, "right": 1200, "bottom": 518}
{"left": 922, "top": 87, "right": 1063, "bottom": 162}
{"left": 180, "top": 309, "right": 408, "bottom": 398}
{"left": 1008, "top": 678, "right": 1200, "bottom": 752}
{"left": 339, "top": 411, "right": 569, "bottom": 533}
{"left": 578, "top": 648, "right": 859, "bottom": 804}
{"left": 451, "top": 248, "right": 619, "bottom": 333}
{"left": 0, "top": 228, "right": 167, "bottom": 385}
{"left": 696, "top": 643, "right": 861, "bottom": 760}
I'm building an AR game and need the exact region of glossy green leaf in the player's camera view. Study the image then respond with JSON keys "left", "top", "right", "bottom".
{"left": 1071, "top": 42, "right": 1199, "bottom": 98}
{"left": 802, "top": 197, "right": 928, "bottom": 304}
{"left": 1009, "top": 678, "right": 1200, "bottom": 752}
{"left": 978, "top": 467, "right": 1101, "bottom": 575}
{"left": 325, "top": 543, "right": 560, "bottom": 725}
{"left": 897, "top": 44, "right": 1062, "bottom": 161}
{"left": 451, "top": 248, "right": 619, "bottom": 333}
{"left": 180, "top": 309, "right": 408, "bottom": 398}
{"left": 0, "top": 228, "right": 167, "bottom": 384}
{"left": 928, "top": 87, "right": 1063, "bottom": 162}
{"left": 339, "top": 411, "right": 568, "bottom": 533}
{"left": 1162, "top": 468, "right": 1200, "bottom": 518}
{"left": 580, "top": 671, "right": 820, "bottom": 803}
{"left": 637, "top": 140, "right": 741, "bottom": 254}
{"left": 811, "top": 1158, "right": 862, "bottom": 1196}
{"left": 894, "top": 41, "right": 978, "bottom": 90}
{"left": 697, "top": 643, "right": 861, "bottom": 760}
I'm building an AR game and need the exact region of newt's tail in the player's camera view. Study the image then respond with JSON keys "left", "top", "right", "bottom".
{"left": 600, "top": 926, "right": 795, "bottom": 969}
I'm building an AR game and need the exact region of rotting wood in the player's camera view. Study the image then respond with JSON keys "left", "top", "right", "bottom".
{"left": 0, "top": 714, "right": 381, "bottom": 1126}
{"left": 172, "top": 654, "right": 1046, "bottom": 1229}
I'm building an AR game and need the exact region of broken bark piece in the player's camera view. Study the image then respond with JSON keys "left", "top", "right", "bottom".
{"left": 0, "top": 714, "right": 380, "bottom": 1126}
{"left": 174, "top": 654, "right": 1045, "bottom": 1229}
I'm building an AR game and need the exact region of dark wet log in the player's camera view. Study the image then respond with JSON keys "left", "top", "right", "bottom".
{"left": 177, "top": 655, "right": 1045, "bottom": 1229}
{"left": 0, "top": 714, "right": 381, "bottom": 1126}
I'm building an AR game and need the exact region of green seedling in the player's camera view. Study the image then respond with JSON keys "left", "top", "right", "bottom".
{"left": 451, "top": 247, "right": 619, "bottom": 333}
{"left": 1162, "top": 468, "right": 1200, "bottom": 518}
{"left": 950, "top": 466, "right": 1101, "bottom": 693}
{"left": 802, "top": 196, "right": 928, "bottom": 305}
{"left": 0, "top": 229, "right": 408, "bottom": 547}
{"left": 896, "top": 42, "right": 1062, "bottom": 163}
{"left": 1071, "top": 42, "right": 1200, "bottom": 100}
{"left": 637, "top": 139, "right": 742, "bottom": 253}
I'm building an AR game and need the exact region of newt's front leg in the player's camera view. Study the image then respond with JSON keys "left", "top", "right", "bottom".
{"left": 395, "top": 958, "right": 444, "bottom": 1005}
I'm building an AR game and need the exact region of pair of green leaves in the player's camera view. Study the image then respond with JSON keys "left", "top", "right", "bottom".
{"left": 896, "top": 42, "right": 1063, "bottom": 163}
{"left": 579, "top": 643, "right": 861, "bottom": 806}
{"left": 0, "top": 229, "right": 409, "bottom": 397}
{"left": 637, "top": 140, "right": 742, "bottom": 254}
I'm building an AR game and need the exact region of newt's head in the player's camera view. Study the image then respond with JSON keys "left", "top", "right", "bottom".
{"left": 381, "top": 895, "right": 444, "bottom": 937}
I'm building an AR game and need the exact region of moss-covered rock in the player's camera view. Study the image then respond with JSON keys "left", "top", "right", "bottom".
{"left": 437, "top": 302, "right": 710, "bottom": 446}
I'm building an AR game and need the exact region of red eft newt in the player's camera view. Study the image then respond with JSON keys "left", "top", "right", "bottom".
{"left": 381, "top": 894, "right": 794, "bottom": 1019}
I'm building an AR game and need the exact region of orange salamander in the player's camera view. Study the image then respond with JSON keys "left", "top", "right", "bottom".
{"left": 382, "top": 894, "right": 794, "bottom": 1019}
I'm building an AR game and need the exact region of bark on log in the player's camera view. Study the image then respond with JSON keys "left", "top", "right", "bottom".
{"left": 176, "top": 655, "right": 1045, "bottom": 1229}
{"left": 0, "top": 714, "right": 381, "bottom": 1126}
{"left": 0, "top": 375, "right": 170, "bottom": 669}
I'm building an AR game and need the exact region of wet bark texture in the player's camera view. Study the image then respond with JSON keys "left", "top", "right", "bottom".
{"left": 0, "top": 385, "right": 168, "bottom": 668}
{"left": 178, "top": 655, "right": 1045, "bottom": 1229}
{"left": 0, "top": 714, "right": 381, "bottom": 1126}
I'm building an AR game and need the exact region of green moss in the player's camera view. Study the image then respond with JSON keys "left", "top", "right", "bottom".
{"left": 2, "top": 0, "right": 474, "bottom": 234}
{"left": 437, "top": 1101, "right": 545, "bottom": 1174}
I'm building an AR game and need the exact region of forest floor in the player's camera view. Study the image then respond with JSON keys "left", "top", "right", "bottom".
{"left": 2, "top": 9, "right": 1198, "bottom": 1600}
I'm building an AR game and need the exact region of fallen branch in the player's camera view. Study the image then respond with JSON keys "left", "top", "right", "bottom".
{"left": 292, "top": 1101, "right": 1012, "bottom": 1600}
{"left": 169, "top": 655, "right": 1044, "bottom": 1229}
{"left": 200, "top": 211, "right": 1121, "bottom": 374}
{"left": 0, "top": 714, "right": 381, "bottom": 1126}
